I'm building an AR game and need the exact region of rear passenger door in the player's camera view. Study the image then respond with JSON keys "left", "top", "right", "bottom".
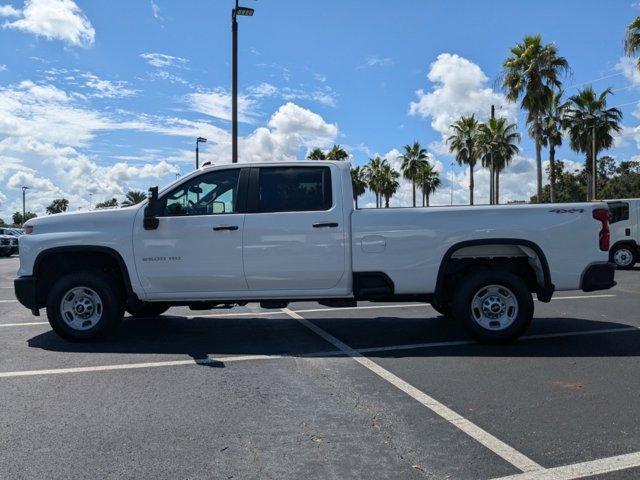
{"left": 242, "top": 165, "right": 346, "bottom": 292}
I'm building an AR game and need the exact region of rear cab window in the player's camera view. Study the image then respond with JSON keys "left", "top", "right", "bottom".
{"left": 607, "top": 201, "right": 629, "bottom": 224}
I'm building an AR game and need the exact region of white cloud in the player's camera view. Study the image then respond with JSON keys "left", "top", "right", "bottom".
{"left": 615, "top": 56, "right": 640, "bottom": 86}
{"left": 200, "top": 102, "right": 338, "bottom": 164}
{"left": 247, "top": 82, "right": 278, "bottom": 97}
{"left": 82, "top": 73, "right": 138, "bottom": 99}
{"left": 150, "top": 1, "right": 162, "bottom": 22}
{"left": 0, "top": 64, "right": 7, "bottom": 71}
{"left": 187, "top": 88, "right": 259, "bottom": 123}
{"left": 140, "top": 52, "right": 187, "bottom": 68}
{"left": 4, "top": 0, "right": 95, "bottom": 47}
{"left": 281, "top": 85, "right": 338, "bottom": 108}
{"left": 358, "top": 55, "right": 393, "bottom": 69}
{"left": 0, "top": 4, "right": 20, "bottom": 17}
{"left": 409, "top": 53, "right": 516, "bottom": 140}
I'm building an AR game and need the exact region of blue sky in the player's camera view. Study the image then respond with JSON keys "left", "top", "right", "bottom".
{"left": 1, "top": 0, "right": 640, "bottom": 218}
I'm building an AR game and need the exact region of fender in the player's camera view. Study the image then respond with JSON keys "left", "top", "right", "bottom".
{"left": 434, "top": 238, "right": 554, "bottom": 304}
{"left": 33, "top": 245, "right": 137, "bottom": 301}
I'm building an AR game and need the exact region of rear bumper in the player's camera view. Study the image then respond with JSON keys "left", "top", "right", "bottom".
{"left": 14, "top": 276, "right": 38, "bottom": 313}
{"left": 581, "top": 262, "right": 616, "bottom": 292}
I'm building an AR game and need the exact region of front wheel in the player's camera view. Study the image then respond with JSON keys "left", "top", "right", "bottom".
{"left": 452, "top": 271, "right": 533, "bottom": 344}
{"left": 611, "top": 244, "right": 637, "bottom": 269}
{"left": 46, "top": 272, "right": 124, "bottom": 342}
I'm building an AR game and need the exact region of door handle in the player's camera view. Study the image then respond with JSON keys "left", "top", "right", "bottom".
{"left": 313, "top": 222, "right": 339, "bottom": 228}
{"left": 213, "top": 225, "right": 239, "bottom": 231}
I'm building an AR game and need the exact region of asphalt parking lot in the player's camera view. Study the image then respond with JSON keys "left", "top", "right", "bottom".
{"left": 1, "top": 256, "right": 639, "bottom": 480}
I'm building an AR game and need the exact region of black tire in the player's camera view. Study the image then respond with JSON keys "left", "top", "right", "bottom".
{"left": 610, "top": 244, "right": 637, "bottom": 270}
{"left": 126, "top": 303, "right": 170, "bottom": 318}
{"left": 46, "top": 272, "right": 124, "bottom": 342}
{"left": 451, "top": 270, "right": 533, "bottom": 344}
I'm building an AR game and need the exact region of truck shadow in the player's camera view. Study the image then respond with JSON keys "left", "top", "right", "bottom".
{"left": 27, "top": 314, "right": 640, "bottom": 365}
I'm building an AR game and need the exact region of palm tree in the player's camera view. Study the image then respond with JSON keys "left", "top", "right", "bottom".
{"left": 540, "top": 91, "right": 565, "bottom": 202}
{"left": 625, "top": 17, "right": 640, "bottom": 70}
{"left": 95, "top": 198, "right": 119, "bottom": 209}
{"left": 364, "top": 156, "right": 385, "bottom": 208}
{"left": 307, "top": 148, "right": 326, "bottom": 160}
{"left": 447, "top": 115, "right": 482, "bottom": 205}
{"left": 122, "top": 190, "right": 148, "bottom": 207}
{"left": 502, "top": 34, "right": 569, "bottom": 202}
{"left": 563, "top": 86, "right": 623, "bottom": 199}
{"left": 46, "top": 198, "right": 69, "bottom": 214}
{"left": 379, "top": 163, "right": 400, "bottom": 208}
{"left": 480, "top": 118, "right": 520, "bottom": 204}
{"left": 350, "top": 166, "right": 367, "bottom": 209}
{"left": 399, "top": 141, "right": 429, "bottom": 207}
{"left": 326, "top": 144, "right": 349, "bottom": 161}
{"left": 417, "top": 163, "right": 440, "bottom": 207}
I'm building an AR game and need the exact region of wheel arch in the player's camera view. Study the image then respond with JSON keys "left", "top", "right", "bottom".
{"left": 33, "top": 246, "right": 137, "bottom": 308}
{"left": 434, "top": 239, "right": 554, "bottom": 306}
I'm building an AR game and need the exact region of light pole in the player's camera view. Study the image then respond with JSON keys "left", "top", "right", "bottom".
{"left": 449, "top": 162, "right": 454, "bottom": 206}
{"left": 89, "top": 193, "right": 93, "bottom": 210}
{"left": 21, "top": 186, "right": 29, "bottom": 226}
{"left": 196, "top": 136, "right": 207, "bottom": 169}
{"left": 231, "top": 0, "right": 254, "bottom": 164}
{"left": 584, "top": 112, "right": 603, "bottom": 201}
{"left": 490, "top": 104, "right": 495, "bottom": 205}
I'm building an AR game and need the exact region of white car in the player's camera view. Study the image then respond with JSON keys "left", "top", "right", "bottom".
{"left": 605, "top": 199, "right": 640, "bottom": 269}
{"left": 14, "top": 161, "right": 615, "bottom": 343}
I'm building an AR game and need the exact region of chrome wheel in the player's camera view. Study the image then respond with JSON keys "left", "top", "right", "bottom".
{"left": 59, "top": 286, "right": 103, "bottom": 331}
{"left": 471, "top": 284, "right": 518, "bottom": 331}
{"left": 614, "top": 247, "right": 634, "bottom": 267}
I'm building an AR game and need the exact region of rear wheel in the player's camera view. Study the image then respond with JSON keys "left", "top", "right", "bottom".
{"left": 452, "top": 270, "right": 533, "bottom": 344}
{"left": 126, "top": 303, "right": 170, "bottom": 318}
{"left": 46, "top": 272, "right": 124, "bottom": 341}
{"left": 611, "top": 244, "right": 637, "bottom": 269}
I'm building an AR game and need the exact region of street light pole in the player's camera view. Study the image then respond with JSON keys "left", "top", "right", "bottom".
{"left": 231, "top": 1, "right": 254, "bottom": 164}
{"left": 21, "top": 186, "right": 29, "bottom": 226}
{"left": 196, "top": 136, "right": 207, "bottom": 169}
{"left": 592, "top": 123, "right": 597, "bottom": 201}
{"left": 490, "top": 104, "right": 495, "bottom": 205}
{"left": 232, "top": 1, "right": 238, "bottom": 164}
{"left": 449, "top": 162, "right": 454, "bottom": 206}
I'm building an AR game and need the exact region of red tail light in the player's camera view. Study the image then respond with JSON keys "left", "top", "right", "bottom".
{"left": 592, "top": 208, "right": 610, "bottom": 251}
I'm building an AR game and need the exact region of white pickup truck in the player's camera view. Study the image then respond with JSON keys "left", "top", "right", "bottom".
{"left": 14, "top": 161, "right": 616, "bottom": 343}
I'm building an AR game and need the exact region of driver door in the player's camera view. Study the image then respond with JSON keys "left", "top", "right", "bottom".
{"left": 133, "top": 167, "right": 248, "bottom": 298}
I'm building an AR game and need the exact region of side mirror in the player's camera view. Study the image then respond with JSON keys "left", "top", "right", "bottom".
{"left": 143, "top": 186, "right": 160, "bottom": 230}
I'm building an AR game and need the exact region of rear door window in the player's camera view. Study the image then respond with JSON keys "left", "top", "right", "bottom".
{"left": 256, "top": 167, "right": 332, "bottom": 213}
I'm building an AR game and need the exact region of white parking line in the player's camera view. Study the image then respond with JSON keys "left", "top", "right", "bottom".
{"left": 491, "top": 451, "right": 640, "bottom": 479}
{"left": 0, "top": 354, "right": 286, "bottom": 378}
{"left": 0, "top": 321, "right": 48, "bottom": 327}
{"left": 0, "top": 300, "right": 18, "bottom": 303}
{"left": 281, "top": 307, "right": 544, "bottom": 473}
